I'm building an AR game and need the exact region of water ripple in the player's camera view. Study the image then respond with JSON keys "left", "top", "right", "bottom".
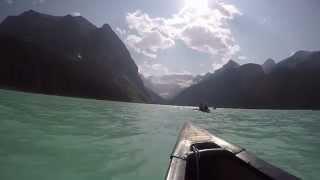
{"left": 0, "top": 90, "right": 319, "bottom": 180}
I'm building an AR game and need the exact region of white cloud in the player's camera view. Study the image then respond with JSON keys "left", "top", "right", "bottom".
{"left": 115, "top": 27, "right": 126, "bottom": 37}
{"left": 152, "top": 64, "right": 170, "bottom": 74}
{"left": 124, "top": 11, "right": 175, "bottom": 58}
{"left": 139, "top": 62, "right": 192, "bottom": 76}
{"left": 71, "top": 12, "right": 81, "bottom": 17}
{"left": 138, "top": 62, "right": 170, "bottom": 76}
{"left": 126, "top": 30, "right": 174, "bottom": 58}
{"left": 119, "top": 1, "right": 241, "bottom": 69}
{"left": 238, "top": 55, "right": 247, "bottom": 60}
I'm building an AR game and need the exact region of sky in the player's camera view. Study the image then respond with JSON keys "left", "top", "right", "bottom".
{"left": 1, "top": 0, "right": 320, "bottom": 76}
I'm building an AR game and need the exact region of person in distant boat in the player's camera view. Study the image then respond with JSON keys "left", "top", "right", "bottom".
{"left": 198, "top": 103, "right": 203, "bottom": 111}
{"left": 198, "top": 103, "right": 210, "bottom": 112}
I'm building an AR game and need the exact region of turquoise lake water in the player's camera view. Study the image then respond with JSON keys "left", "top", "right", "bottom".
{"left": 0, "top": 89, "right": 319, "bottom": 180}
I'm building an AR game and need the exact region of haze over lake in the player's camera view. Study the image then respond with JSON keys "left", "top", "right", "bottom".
{"left": 0, "top": 89, "right": 319, "bottom": 180}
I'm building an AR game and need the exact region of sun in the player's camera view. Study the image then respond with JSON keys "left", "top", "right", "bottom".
{"left": 184, "top": 0, "right": 209, "bottom": 11}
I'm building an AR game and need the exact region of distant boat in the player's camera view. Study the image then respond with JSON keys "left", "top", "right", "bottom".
{"left": 198, "top": 104, "right": 210, "bottom": 113}
{"left": 193, "top": 108, "right": 211, "bottom": 113}
{"left": 199, "top": 108, "right": 210, "bottom": 113}
{"left": 166, "top": 122, "right": 299, "bottom": 180}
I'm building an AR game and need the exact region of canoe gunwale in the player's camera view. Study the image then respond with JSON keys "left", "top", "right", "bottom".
{"left": 165, "top": 122, "right": 300, "bottom": 180}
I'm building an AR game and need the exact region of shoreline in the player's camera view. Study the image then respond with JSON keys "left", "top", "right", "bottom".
{"left": 0, "top": 87, "right": 319, "bottom": 111}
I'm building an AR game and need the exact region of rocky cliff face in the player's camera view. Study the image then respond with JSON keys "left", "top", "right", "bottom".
{"left": 0, "top": 10, "right": 152, "bottom": 102}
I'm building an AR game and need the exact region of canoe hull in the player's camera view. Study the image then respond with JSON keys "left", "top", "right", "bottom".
{"left": 165, "top": 122, "right": 299, "bottom": 180}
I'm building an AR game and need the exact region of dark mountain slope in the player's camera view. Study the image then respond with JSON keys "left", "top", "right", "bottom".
{"left": 265, "top": 51, "right": 320, "bottom": 108}
{"left": 172, "top": 51, "right": 320, "bottom": 109}
{"left": 172, "top": 63, "right": 265, "bottom": 108}
{"left": 262, "top": 58, "right": 276, "bottom": 74}
{"left": 0, "top": 10, "right": 152, "bottom": 103}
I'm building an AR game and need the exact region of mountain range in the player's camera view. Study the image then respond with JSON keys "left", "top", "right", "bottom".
{"left": 1, "top": 10, "right": 319, "bottom": 109}
{"left": 141, "top": 74, "right": 195, "bottom": 99}
{"left": 0, "top": 10, "right": 157, "bottom": 103}
{"left": 172, "top": 51, "right": 320, "bottom": 109}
